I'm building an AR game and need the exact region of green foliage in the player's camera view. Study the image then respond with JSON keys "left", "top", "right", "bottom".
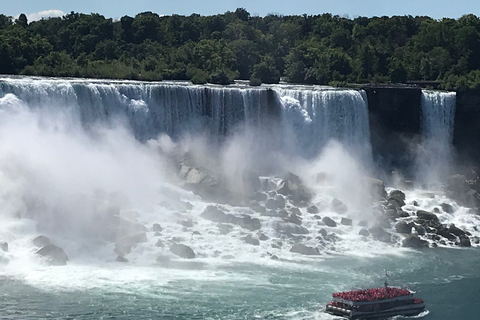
{"left": 1, "top": 9, "right": 480, "bottom": 88}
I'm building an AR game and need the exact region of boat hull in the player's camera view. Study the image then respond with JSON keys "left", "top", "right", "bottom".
{"left": 325, "top": 304, "right": 425, "bottom": 319}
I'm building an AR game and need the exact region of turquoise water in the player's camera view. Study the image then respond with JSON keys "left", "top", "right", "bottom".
{"left": 1, "top": 248, "right": 478, "bottom": 319}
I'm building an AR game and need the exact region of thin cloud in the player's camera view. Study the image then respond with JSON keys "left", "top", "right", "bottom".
{"left": 26, "top": 10, "right": 65, "bottom": 22}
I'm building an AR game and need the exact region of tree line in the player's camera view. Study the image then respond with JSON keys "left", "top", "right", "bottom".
{"left": 1, "top": 9, "right": 480, "bottom": 90}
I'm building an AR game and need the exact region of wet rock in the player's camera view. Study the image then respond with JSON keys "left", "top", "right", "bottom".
{"left": 274, "top": 195, "right": 286, "bottom": 209}
{"left": 155, "top": 239, "right": 164, "bottom": 247}
{"left": 433, "top": 207, "right": 440, "bottom": 213}
{"left": 459, "top": 236, "right": 471, "bottom": 247}
{"left": 331, "top": 199, "right": 348, "bottom": 214}
{"left": 472, "top": 236, "right": 480, "bottom": 244}
{"left": 359, "top": 228, "right": 370, "bottom": 237}
{"left": 389, "top": 190, "right": 406, "bottom": 207}
{"left": 368, "top": 226, "right": 392, "bottom": 243}
{"left": 290, "top": 207, "right": 302, "bottom": 216}
{"left": 313, "top": 215, "right": 322, "bottom": 220}
{"left": 238, "top": 215, "right": 262, "bottom": 231}
{"left": 152, "top": 223, "right": 163, "bottom": 232}
{"left": 289, "top": 244, "right": 320, "bottom": 255}
{"left": 181, "top": 201, "right": 193, "bottom": 211}
{"left": 413, "top": 201, "right": 419, "bottom": 206}
{"left": 265, "top": 199, "right": 279, "bottom": 210}
{"left": 115, "top": 232, "right": 148, "bottom": 255}
{"left": 218, "top": 223, "right": 233, "bottom": 235}
{"left": 368, "top": 178, "right": 388, "bottom": 200}
{"left": 322, "top": 217, "right": 337, "bottom": 227}
{"left": 395, "top": 221, "right": 414, "bottom": 234}
{"left": 0, "top": 242, "right": 8, "bottom": 252}
{"left": 244, "top": 235, "right": 260, "bottom": 246}
{"left": 402, "top": 235, "right": 428, "bottom": 248}
{"left": 259, "top": 233, "right": 269, "bottom": 241}
{"left": 340, "top": 218, "right": 352, "bottom": 226}
{"left": 170, "top": 243, "right": 195, "bottom": 259}
{"left": 252, "top": 205, "right": 266, "bottom": 214}
{"left": 307, "top": 205, "right": 319, "bottom": 214}
{"left": 156, "top": 255, "right": 170, "bottom": 264}
{"left": 267, "top": 190, "right": 277, "bottom": 197}
{"left": 192, "top": 231, "right": 201, "bottom": 237}
{"left": 269, "top": 221, "right": 309, "bottom": 234}
{"left": 277, "top": 172, "right": 312, "bottom": 203}
{"left": 435, "top": 227, "right": 457, "bottom": 241}
{"left": 414, "top": 225, "right": 426, "bottom": 235}
{"left": 33, "top": 235, "right": 51, "bottom": 248}
{"left": 448, "top": 224, "right": 469, "bottom": 238}
{"left": 252, "top": 192, "right": 268, "bottom": 202}
{"left": 178, "top": 220, "right": 194, "bottom": 228}
{"left": 358, "top": 220, "right": 369, "bottom": 227}
{"left": 285, "top": 214, "right": 302, "bottom": 225}
{"left": 154, "top": 231, "right": 162, "bottom": 237}
{"left": 416, "top": 210, "right": 439, "bottom": 222}
{"left": 441, "top": 203, "right": 454, "bottom": 214}
{"left": 35, "top": 244, "right": 69, "bottom": 266}
{"left": 116, "top": 255, "right": 128, "bottom": 263}
{"left": 200, "top": 206, "right": 228, "bottom": 222}
{"left": 270, "top": 255, "right": 279, "bottom": 260}
{"left": 318, "top": 229, "right": 328, "bottom": 238}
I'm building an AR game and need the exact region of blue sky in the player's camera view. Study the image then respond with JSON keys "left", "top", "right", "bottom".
{"left": 4, "top": 0, "right": 480, "bottom": 21}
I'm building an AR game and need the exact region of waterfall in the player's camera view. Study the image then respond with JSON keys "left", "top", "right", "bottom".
{"left": 418, "top": 90, "right": 456, "bottom": 184}
{"left": 0, "top": 77, "right": 373, "bottom": 163}
{"left": 0, "top": 77, "right": 276, "bottom": 142}
{"left": 274, "top": 88, "right": 372, "bottom": 160}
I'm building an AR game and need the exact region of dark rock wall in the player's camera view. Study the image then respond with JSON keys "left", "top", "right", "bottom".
{"left": 453, "top": 91, "right": 480, "bottom": 170}
{"left": 363, "top": 87, "right": 422, "bottom": 176}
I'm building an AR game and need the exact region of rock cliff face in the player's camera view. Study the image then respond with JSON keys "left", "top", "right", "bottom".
{"left": 363, "top": 86, "right": 422, "bottom": 175}
{"left": 454, "top": 91, "right": 480, "bottom": 168}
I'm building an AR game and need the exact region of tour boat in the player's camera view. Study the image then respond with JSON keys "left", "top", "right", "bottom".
{"left": 325, "top": 283, "right": 425, "bottom": 319}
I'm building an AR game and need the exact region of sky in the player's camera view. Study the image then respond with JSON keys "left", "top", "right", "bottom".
{"left": 3, "top": 0, "right": 480, "bottom": 22}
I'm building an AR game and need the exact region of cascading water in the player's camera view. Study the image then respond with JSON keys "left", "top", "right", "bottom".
{"left": 275, "top": 88, "right": 372, "bottom": 162}
{"left": 0, "top": 77, "right": 276, "bottom": 142}
{"left": 0, "top": 76, "right": 479, "bottom": 320}
{"left": 418, "top": 90, "right": 456, "bottom": 185}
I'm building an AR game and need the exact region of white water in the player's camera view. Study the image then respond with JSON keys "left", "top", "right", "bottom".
{"left": 0, "top": 77, "right": 477, "bottom": 319}
{"left": 417, "top": 91, "right": 456, "bottom": 185}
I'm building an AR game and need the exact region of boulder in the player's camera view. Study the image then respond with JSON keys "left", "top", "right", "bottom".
{"left": 368, "top": 226, "right": 391, "bottom": 243}
{"left": 290, "top": 207, "right": 302, "bottom": 216}
{"left": 448, "top": 224, "right": 469, "bottom": 238}
{"left": 115, "top": 232, "right": 148, "bottom": 255}
{"left": 402, "top": 235, "right": 428, "bottom": 248}
{"left": 433, "top": 207, "right": 440, "bottom": 213}
{"left": 395, "top": 221, "right": 414, "bottom": 234}
{"left": 322, "top": 217, "right": 337, "bottom": 227}
{"left": 307, "top": 206, "right": 319, "bottom": 214}
{"left": 0, "top": 242, "right": 8, "bottom": 252}
{"left": 359, "top": 228, "right": 370, "bottom": 237}
{"left": 341, "top": 218, "right": 352, "bottom": 226}
{"left": 238, "top": 216, "right": 262, "bottom": 231}
{"left": 331, "top": 199, "right": 348, "bottom": 214}
{"left": 116, "top": 255, "right": 128, "bottom": 263}
{"left": 389, "top": 190, "right": 406, "bottom": 207}
{"left": 459, "top": 236, "right": 471, "bottom": 247}
{"left": 318, "top": 229, "right": 328, "bottom": 238}
{"left": 170, "top": 243, "right": 195, "bottom": 259}
{"left": 244, "top": 235, "right": 260, "bottom": 246}
{"left": 156, "top": 255, "right": 171, "bottom": 265}
{"left": 289, "top": 244, "right": 320, "bottom": 255}
{"left": 178, "top": 220, "right": 194, "bottom": 228}
{"left": 35, "top": 244, "right": 69, "bottom": 266}
{"left": 252, "top": 192, "right": 268, "bottom": 202}
{"left": 368, "top": 178, "right": 388, "bottom": 200}
{"left": 259, "top": 233, "right": 269, "bottom": 241}
{"left": 269, "top": 221, "right": 309, "bottom": 234}
{"left": 274, "top": 195, "right": 286, "bottom": 209}
{"left": 414, "top": 225, "right": 426, "bottom": 235}
{"left": 416, "top": 210, "right": 439, "bottom": 222}
{"left": 441, "top": 203, "right": 454, "bottom": 214}
{"left": 285, "top": 214, "right": 302, "bottom": 225}
{"left": 33, "top": 235, "right": 51, "bottom": 247}
{"left": 200, "top": 206, "right": 228, "bottom": 222}
{"left": 152, "top": 223, "right": 163, "bottom": 232}
{"left": 277, "top": 172, "right": 312, "bottom": 203}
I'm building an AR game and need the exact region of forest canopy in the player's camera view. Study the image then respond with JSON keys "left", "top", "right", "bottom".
{"left": 1, "top": 9, "right": 480, "bottom": 90}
